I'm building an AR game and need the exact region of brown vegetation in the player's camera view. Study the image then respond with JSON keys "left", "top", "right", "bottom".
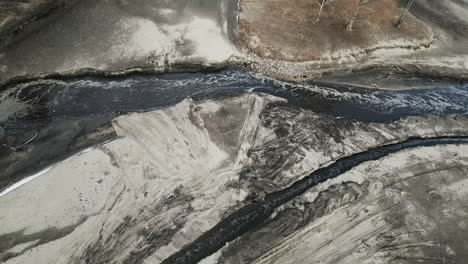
{"left": 238, "top": 0, "right": 433, "bottom": 62}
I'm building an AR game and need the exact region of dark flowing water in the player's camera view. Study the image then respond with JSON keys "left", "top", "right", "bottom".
{"left": 1, "top": 67, "right": 467, "bottom": 123}
{"left": 1, "top": 66, "right": 468, "bottom": 187}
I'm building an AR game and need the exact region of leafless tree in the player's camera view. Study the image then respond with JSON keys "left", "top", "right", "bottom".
{"left": 346, "top": 0, "right": 378, "bottom": 31}
{"left": 396, "top": 0, "right": 415, "bottom": 27}
{"left": 315, "top": 0, "right": 334, "bottom": 22}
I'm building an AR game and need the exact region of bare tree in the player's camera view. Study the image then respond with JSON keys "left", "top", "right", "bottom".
{"left": 396, "top": 0, "right": 415, "bottom": 27}
{"left": 315, "top": 0, "right": 334, "bottom": 23}
{"left": 346, "top": 0, "right": 377, "bottom": 31}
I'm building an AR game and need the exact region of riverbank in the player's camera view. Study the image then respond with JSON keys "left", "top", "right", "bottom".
{"left": 237, "top": 0, "right": 468, "bottom": 81}
{"left": 0, "top": 0, "right": 467, "bottom": 84}
{"left": 0, "top": 0, "right": 240, "bottom": 82}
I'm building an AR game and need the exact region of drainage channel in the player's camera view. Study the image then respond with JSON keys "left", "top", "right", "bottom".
{"left": 161, "top": 137, "right": 468, "bottom": 264}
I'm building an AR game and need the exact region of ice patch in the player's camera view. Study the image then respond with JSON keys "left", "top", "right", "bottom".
{"left": 184, "top": 17, "right": 236, "bottom": 62}
{"left": 0, "top": 140, "right": 115, "bottom": 198}
{"left": 0, "top": 167, "right": 53, "bottom": 198}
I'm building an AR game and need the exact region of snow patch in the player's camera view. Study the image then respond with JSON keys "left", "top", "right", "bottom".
{"left": 109, "top": 16, "right": 237, "bottom": 64}
{"left": 0, "top": 167, "right": 52, "bottom": 198}
{"left": 0, "top": 141, "right": 114, "bottom": 198}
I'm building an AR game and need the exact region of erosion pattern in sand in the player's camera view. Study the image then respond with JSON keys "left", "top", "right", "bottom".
{"left": 206, "top": 144, "right": 468, "bottom": 264}
{"left": 1, "top": 93, "right": 468, "bottom": 263}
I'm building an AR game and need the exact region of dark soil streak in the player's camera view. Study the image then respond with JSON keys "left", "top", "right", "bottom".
{"left": 0, "top": 217, "right": 87, "bottom": 262}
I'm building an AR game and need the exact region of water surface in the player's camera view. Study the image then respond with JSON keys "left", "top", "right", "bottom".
{"left": 1, "top": 67, "right": 468, "bottom": 188}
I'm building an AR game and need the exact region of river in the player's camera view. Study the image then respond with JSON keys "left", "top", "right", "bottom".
{"left": 1, "top": 67, "right": 468, "bottom": 189}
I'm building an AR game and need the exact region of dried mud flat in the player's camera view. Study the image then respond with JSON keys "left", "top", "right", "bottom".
{"left": 1, "top": 93, "right": 468, "bottom": 263}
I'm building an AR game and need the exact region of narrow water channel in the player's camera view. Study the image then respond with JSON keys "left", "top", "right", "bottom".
{"left": 161, "top": 137, "right": 468, "bottom": 264}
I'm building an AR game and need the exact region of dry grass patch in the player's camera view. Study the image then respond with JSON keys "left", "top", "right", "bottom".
{"left": 238, "top": 0, "right": 433, "bottom": 61}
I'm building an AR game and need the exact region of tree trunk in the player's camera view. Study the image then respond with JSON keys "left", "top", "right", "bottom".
{"left": 316, "top": 0, "right": 326, "bottom": 22}
{"left": 396, "top": 0, "right": 415, "bottom": 28}
{"left": 346, "top": 0, "right": 363, "bottom": 31}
